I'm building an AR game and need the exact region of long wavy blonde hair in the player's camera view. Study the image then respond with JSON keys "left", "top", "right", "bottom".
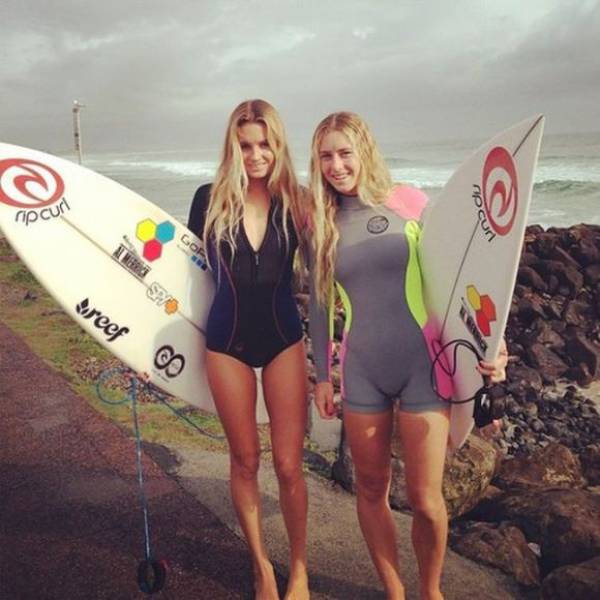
{"left": 203, "top": 99, "right": 305, "bottom": 262}
{"left": 309, "top": 111, "right": 393, "bottom": 305}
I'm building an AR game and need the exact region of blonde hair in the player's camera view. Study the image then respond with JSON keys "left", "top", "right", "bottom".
{"left": 309, "top": 111, "right": 392, "bottom": 305}
{"left": 203, "top": 99, "right": 305, "bottom": 263}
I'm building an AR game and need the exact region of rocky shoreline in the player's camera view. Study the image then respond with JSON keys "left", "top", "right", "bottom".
{"left": 303, "top": 224, "right": 600, "bottom": 599}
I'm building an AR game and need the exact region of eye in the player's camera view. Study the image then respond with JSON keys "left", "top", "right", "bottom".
{"left": 260, "top": 141, "right": 270, "bottom": 149}
{"left": 319, "top": 153, "right": 331, "bottom": 160}
{"left": 240, "top": 142, "right": 250, "bottom": 150}
{"left": 341, "top": 150, "right": 353, "bottom": 157}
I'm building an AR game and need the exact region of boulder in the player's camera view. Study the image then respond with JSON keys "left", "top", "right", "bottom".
{"left": 579, "top": 444, "right": 600, "bottom": 485}
{"left": 494, "top": 443, "right": 586, "bottom": 490}
{"left": 564, "top": 331, "right": 600, "bottom": 378}
{"left": 517, "top": 266, "right": 547, "bottom": 292}
{"left": 563, "top": 300, "right": 595, "bottom": 329}
{"left": 541, "top": 555, "right": 600, "bottom": 600}
{"left": 440, "top": 435, "right": 498, "bottom": 519}
{"left": 472, "top": 489, "right": 600, "bottom": 573}
{"left": 449, "top": 521, "right": 540, "bottom": 587}
{"left": 525, "top": 344, "right": 569, "bottom": 383}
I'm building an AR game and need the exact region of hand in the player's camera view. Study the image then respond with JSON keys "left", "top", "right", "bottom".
{"left": 314, "top": 381, "right": 336, "bottom": 419}
{"left": 476, "top": 338, "right": 508, "bottom": 384}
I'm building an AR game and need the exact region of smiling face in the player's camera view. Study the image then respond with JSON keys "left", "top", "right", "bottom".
{"left": 237, "top": 121, "right": 275, "bottom": 181}
{"left": 318, "top": 130, "right": 361, "bottom": 196}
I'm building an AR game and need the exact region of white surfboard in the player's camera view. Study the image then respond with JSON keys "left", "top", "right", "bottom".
{"left": 419, "top": 115, "right": 544, "bottom": 450}
{"left": 0, "top": 143, "right": 269, "bottom": 422}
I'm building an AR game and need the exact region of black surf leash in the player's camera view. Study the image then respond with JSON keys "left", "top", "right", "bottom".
{"left": 429, "top": 338, "right": 502, "bottom": 428}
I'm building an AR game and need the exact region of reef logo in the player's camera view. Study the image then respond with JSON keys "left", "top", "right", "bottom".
{"left": 75, "top": 298, "right": 130, "bottom": 342}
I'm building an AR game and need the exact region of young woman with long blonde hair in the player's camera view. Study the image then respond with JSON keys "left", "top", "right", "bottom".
{"left": 308, "top": 112, "right": 507, "bottom": 600}
{"left": 188, "top": 99, "right": 309, "bottom": 600}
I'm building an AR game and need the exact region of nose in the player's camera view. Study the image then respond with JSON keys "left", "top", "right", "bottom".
{"left": 250, "top": 144, "right": 262, "bottom": 160}
{"left": 331, "top": 154, "right": 344, "bottom": 171}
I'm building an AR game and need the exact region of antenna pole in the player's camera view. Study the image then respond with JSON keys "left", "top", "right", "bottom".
{"left": 72, "top": 100, "right": 85, "bottom": 164}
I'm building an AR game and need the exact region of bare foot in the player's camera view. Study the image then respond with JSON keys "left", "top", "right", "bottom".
{"left": 254, "top": 560, "right": 279, "bottom": 600}
{"left": 284, "top": 571, "right": 309, "bottom": 600}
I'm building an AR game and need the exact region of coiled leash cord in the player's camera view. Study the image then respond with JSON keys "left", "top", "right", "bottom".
{"left": 95, "top": 368, "right": 227, "bottom": 594}
{"left": 428, "top": 338, "right": 500, "bottom": 428}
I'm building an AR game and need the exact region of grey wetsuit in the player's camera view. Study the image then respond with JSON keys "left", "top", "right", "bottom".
{"left": 309, "top": 186, "right": 449, "bottom": 413}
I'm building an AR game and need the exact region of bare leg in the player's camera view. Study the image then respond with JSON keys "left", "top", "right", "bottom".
{"left": 206, "top": 350, "right": 279, "bottom": 600}
{"left": 262, "top": 341, "right": 309, "bottom": 600}
{"left": 344, "top": 409, "right": 405, "bottom": 600}
{"left": 397, "top": 409, "right": 450, "bottom": 600}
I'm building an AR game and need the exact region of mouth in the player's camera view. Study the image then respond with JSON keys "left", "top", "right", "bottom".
{"left": 331, "top": 174, "right": 351, "bottom": 185}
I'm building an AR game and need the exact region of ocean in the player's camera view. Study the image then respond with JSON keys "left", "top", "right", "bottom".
{"left": 60, "top": 132, "right": 600, "bottom": 228}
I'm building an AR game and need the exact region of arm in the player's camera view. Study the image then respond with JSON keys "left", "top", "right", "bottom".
{"left": 306, "top": 238, "right": 336, "bottom": 419}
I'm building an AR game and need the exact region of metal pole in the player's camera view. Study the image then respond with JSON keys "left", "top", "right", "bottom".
{"left": 72, "top": 100, "right": 85, "bottom": 164}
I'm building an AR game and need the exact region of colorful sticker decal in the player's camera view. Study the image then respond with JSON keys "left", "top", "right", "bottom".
{"left": 136, "top": 219, "right": 175, "bottom": 262}
{"left": 0, "top": 158, "right": 71, "bottom": 226}
{"left": 459, "top": 285, "right": 496, "bottom": 353}
{"left": 147, "top": 282, "right": 179, "bottom": 315}
{"left": 178, "top": 233, "right": 208, "bottom": 270}
{"left": 153, "top": 344, "right": 185, "bottom": 378}
{"left": 472, "top": 146, "right": 518, "bottom": 243}
{"left": 75, "top": 298, "right": 130, "bottom": 342}
{"left": 112, "top": 235, "right": 152, "bottom": 280}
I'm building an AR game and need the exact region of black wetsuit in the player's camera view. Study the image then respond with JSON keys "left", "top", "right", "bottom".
{"left": 188, "top": 184, "right": 303, "bottom": 368}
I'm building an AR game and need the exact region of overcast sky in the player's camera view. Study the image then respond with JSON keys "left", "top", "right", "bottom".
{"left": 2, "top": 0, "right": 599, "bottom": 153}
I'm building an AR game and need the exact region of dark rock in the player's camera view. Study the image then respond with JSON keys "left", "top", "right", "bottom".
{"left": 579, "top": 444, "right": 600, "bottom": 485}
{"left": 519, "top": 319, "right": 565, "bottom": 353}
{"left": 583, "top": 263, "right": 600, "bottom": 287}
{"left": 533, "top": 233, "right": 561, "bottom": 258}
{"left": 573, "top": 238, "right": 600, "bottom": 266}
{"left": 541, "top": 555, "right": 600, "bottom": 600}
{"left": 544, "top": 298, "right": 566, "bottom": 320}
{"left": 563, "top": 300, "right": 595, "bottom": 329}
{"left": 517, "top": 296, "right": 546, "bottom": 326}
{"left": 565, "top": 363, "right": 594, "bottom": 387}
{"left": 565, "top": 331, "right": 600, "bottom": 378}
{"left": 517, "top": 266, "right": 547, "bottom": 292}
{"left": 551, "top": 246, "right": 582, "bottom": 270}
{"left": 520, "top": 251, "right": 540, "bottom": 268}
{"left": 536, "top": 260, "right": 584, "bottom": 296}
{"left": 525, "top": 344, "right": 569, "bottom": 383}
{"left": 547, "top": 274, "right": 560, "bottom": 295}
{"left": 472, "top": 489, "right": 600, "bottom": 573}
{"left": 494, "top": 443, "right": 586, "bottom": 490}
{"left": 450, "top": 521, "right": 540, "bottom": 587}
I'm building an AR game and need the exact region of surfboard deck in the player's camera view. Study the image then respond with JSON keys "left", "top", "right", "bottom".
{"left": 0, "top": 143, "right": 269, "bottom": 422}
{"left": 419, "top": 116, "right": 545, "bottom": 450}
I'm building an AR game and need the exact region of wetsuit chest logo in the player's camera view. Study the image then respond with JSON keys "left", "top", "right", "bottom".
{"left": 367, "top": 215, "right": 389, "bottom": 234}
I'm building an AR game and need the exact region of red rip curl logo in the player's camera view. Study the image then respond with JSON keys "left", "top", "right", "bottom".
{"left": 481, "top": 147, "right": 518, "bottom": 236}
{"left": 0, "top": 158, "right": 65, "bottom": 209}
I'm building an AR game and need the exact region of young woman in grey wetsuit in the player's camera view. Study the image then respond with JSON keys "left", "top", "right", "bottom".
{"left": 308, "top": 112, "right": 508, "bottom": 600}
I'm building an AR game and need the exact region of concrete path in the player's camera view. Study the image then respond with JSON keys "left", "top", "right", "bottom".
{"left": 0, "top": 320, "right": 525, "bottom": 599}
